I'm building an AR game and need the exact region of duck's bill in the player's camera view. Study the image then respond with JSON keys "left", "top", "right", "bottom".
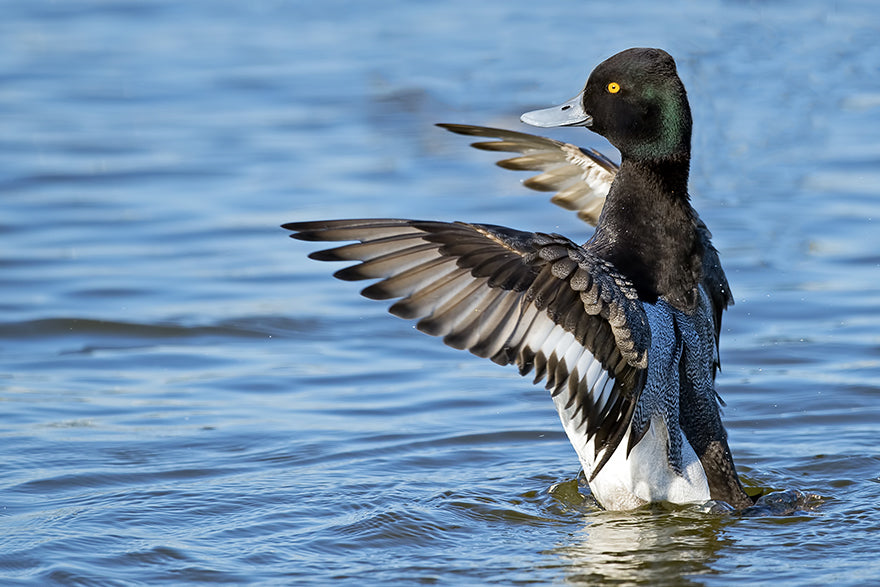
{"left": 520, "top": 93, "right": 592, "bottom": 128}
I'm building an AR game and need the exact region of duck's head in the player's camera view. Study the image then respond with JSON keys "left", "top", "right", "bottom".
{"left": 522, "top": 48, "right": 692, "bottom": 161}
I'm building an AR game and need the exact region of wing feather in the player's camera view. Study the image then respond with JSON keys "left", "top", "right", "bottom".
{"left": 438, "top": 124, "right": 616, "bottom": 225}
{"left": 284, "top": 218, "right": 650, "bottom": 476}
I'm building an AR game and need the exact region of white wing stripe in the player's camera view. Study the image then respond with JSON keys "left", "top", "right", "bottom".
{"left": 561, "top": 336, "right": 585, "bottom": 374}
{"left": 536, "top": 325, "right": 570, "bottom": 370}
{"left": 592, "top": 371, "right": 613, "bottom": 414}
{"left": 520, "top": 310, "right": 556, "bottom": 357}
{"left": 583, "top": 356, "right": 605, "bottom": 394}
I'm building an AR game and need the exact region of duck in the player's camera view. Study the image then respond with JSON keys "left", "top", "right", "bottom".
{"left": 284, "top": 47, "right": 753, "bottom": 510}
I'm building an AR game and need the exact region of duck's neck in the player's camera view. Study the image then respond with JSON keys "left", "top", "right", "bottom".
{"left": 591, "top": 154, "right": 703, "bottom": 311}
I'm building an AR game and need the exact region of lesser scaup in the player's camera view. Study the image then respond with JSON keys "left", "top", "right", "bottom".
{"left": 284, "top": 48, "right": 752, "bottom": 510}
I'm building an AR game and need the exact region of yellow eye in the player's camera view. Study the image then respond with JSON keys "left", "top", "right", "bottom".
{"left": 607, "top": 82, "right": 620, "bottom": 94}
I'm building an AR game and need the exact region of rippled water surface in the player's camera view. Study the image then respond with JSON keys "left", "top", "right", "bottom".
{"left": 2, "top": 1, "right": 880, "bottom": 584}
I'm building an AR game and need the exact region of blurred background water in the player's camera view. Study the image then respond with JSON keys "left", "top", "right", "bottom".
{"left": 2, "top": 0, "right": 879, "bottom": 584}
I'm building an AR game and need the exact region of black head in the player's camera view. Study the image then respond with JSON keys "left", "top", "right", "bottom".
{"left": 522, "top": 48, "right": 692, "bottom": 161}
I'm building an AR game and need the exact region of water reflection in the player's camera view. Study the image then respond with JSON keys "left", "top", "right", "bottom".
{"left": 551, "top": 507, "right": 731, "bottom": 585}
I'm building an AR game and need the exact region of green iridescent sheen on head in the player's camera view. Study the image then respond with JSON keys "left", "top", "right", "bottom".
{"left": 580, "top": 48, "right": 692, "bottom": 161}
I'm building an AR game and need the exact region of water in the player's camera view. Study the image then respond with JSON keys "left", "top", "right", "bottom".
{"left": 2, "top": 0, "right": 879, "bottom": 584}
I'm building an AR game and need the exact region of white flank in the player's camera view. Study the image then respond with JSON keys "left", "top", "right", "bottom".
{"left": 539, "top": 308, "right": 711, "bottom": 510}
{"left": 588, "top": 418, "right": 710, "bottom": 509}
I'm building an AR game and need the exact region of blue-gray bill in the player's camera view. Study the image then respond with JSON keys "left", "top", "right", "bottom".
{"left": 520, "top": 92, "right": 592, "bottom": 128}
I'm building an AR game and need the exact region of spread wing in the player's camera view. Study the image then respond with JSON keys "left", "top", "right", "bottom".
{"left": 437, "top": 123, "right": 733, "bottom": 362}
{"left": 437, "top": 123, "right": 617, "bottom": 225}
{"left": 285, "top": 218, "right": 650, "bottom": 476}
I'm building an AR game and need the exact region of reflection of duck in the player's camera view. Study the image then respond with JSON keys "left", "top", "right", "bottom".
{"left": 285, "top": 48, "right": 752, "bottom": 510}
{"left": 552, "top": 505, "right": 728, "bottom": 585}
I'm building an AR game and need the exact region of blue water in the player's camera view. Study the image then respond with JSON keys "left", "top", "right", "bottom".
{"left": 2, "top": 0, "right": 880, "bottom": 584}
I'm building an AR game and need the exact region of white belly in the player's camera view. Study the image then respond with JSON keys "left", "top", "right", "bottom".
{"left": 566, "top": 416, "right": 711, "bottom": 510}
